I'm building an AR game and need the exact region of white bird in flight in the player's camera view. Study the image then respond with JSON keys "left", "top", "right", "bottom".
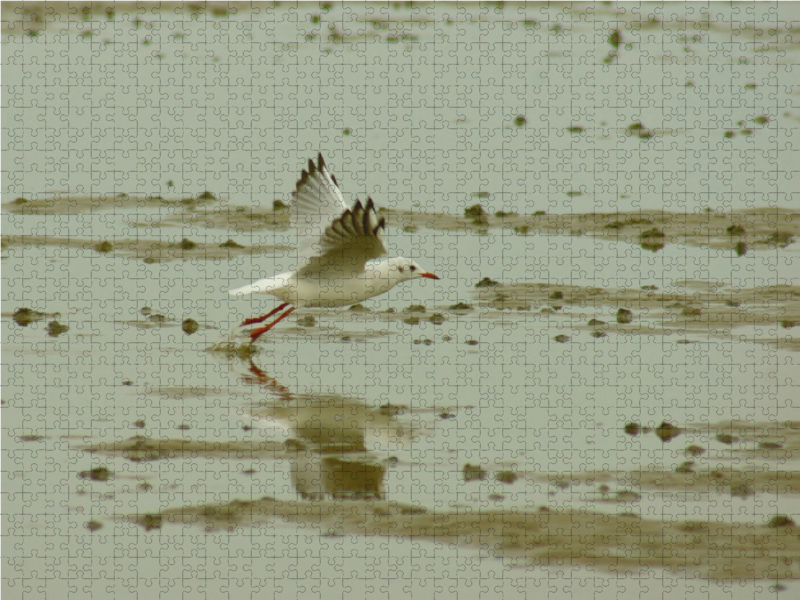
{"left": 230, "top": 153, "right": 440, "bottom": 341}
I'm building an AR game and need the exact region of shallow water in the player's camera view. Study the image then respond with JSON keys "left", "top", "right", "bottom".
{"left": 3, "top": 2, "right": 800, "bottom": 599}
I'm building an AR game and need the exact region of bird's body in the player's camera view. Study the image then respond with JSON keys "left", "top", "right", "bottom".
{"left": 230, "top": 154, "right": 439, "bottom": 340}
{"left": 230, "top": 257, "right": 418, "bottom": 309}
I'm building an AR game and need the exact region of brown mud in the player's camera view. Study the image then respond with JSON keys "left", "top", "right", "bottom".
{"left": 386, "top": 206, "right": 798, "bottom": 254}
{"left": 122, "top": 495, "right": 800, "bottom": 581}
{"left": 6, "top": 193, "right": 797, "bottom": 257}
{"left": 2, "top": 234, "right": 288, "bottom": 264}
{"left": 108, "top": 417, "right": 800, "bottom": 581}
{"left": 80, "top": 435, "right": 286, "bottom": 462}
{"left": 472, "top": 280, "right": 800, "bottom": 351}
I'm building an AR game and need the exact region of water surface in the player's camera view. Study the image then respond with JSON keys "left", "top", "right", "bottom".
{"left": 3, "top": 3, "right": 800, "bottom": 599}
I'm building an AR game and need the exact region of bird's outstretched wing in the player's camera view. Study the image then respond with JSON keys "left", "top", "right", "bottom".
{"left": 292, "top": 153, "right": 388, "bottom": 277}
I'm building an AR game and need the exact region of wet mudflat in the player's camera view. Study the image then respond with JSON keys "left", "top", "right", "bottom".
{"left": 9, "top": 192, "right": 796, "bottom": 256}
{"left": 5, "top": 203, "right": 799, "bottom": 598}
{"left": 92, "top": 405, "right": 800, "bottom": 582}
{"left": 124, "top": 495, "right": 800, "bottom": 581}
{"left": 5, "top": 195, "right": 799, "bottom": 598}
{"left": 3, "top": 2, "right": 800, "bottom": 599}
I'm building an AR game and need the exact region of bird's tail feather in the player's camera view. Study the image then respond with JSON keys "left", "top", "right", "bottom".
{"left": 228, "top": 274, "right": 289, "bottom": 297}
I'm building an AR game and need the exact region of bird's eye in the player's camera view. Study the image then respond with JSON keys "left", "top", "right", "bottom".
{"left": 398, "top": 266, "right": 404, "bottom": 273}
{"left": 410, "top": 265, "right": 416, "bottom": 272}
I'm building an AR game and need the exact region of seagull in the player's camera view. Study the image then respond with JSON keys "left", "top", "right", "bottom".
{"left": 229, "top": 153, "right": 440, "bottom": 342}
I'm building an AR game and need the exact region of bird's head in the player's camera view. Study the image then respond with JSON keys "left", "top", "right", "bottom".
{"left": 389, "top": 256, "right": 440, "bottom": 282}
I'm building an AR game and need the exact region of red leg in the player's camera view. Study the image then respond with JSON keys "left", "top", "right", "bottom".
{"left": 249, "top": 306, "right": 297, "bottom": 342}
{"left": 240, "top": 303, "right": 289, "bottom": 327}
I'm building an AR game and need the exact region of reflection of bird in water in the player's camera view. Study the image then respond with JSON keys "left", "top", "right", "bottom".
{"left": 229, "top": 153, "right": 439, "bottom": 341}
{"left": 245, "top": 360, "right": 408, "bottom": 500}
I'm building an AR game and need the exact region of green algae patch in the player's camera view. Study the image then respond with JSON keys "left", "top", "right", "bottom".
{"left": 10, "top": 307, "right": 49, "bottom": 326}
{"left": 46, "top": 321, "right": 69, "bottom": 337}
{"left": 77, "top": 466, "right": 113, "bottom": 481}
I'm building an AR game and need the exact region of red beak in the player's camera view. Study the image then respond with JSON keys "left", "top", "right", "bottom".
{"left": 421, "top": 272, "right": 440, "bottom": 280}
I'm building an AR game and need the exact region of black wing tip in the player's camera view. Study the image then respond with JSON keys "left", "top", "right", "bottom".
{"left": 333, "top": 198, "right": 384, "bottom": 238}
{"left": 360, "top": 199, "right": 370, "bottom": 233}
{"left": 317, "top": 154, "right": 340, "bottom": 188}
{"left": 314, "top": 153, "right": 329, "bottom": 178}
{"left": 295, "top": 153, "right": 324, "bottom": 192}
{"left": 295, "top": 166, "right": 311, "bottom": 192}
{"left": 360, "top": 197, "right": 384, "bottom": 235}
{"left": 365, "top": 198, "right": 386, "bottom": 235}
{"left": 296, "top": 153, "right": 340, "bottom": 191}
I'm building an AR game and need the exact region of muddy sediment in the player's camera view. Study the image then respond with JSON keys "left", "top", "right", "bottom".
{"left": 2, "top": 234, "right": 288, "bottom": 263}
{"left": 217, "top": 277, "right": 799, "bottom": 348}
{"left": 122, "top": 495, "right": 800, "bottom": 580}
{"left": 4, "top": 192, "right": 224, "bottom": 215}
{"left": 80, "top": 435, "right": 286, "bottom": 462}
{"left": 7, "top": 199, "right": 797, "bottom": 581}
{"left": 6, "top": 195, "right": 796, "bottom": 256}
{"left": 472, "top": 280, "right": 800, "bottom": 350}
{"left": 385, "top": 207, "right": 798, "bottom": 253}
{"left": 95, "top": 417, "right": 800, "bottom": 580}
